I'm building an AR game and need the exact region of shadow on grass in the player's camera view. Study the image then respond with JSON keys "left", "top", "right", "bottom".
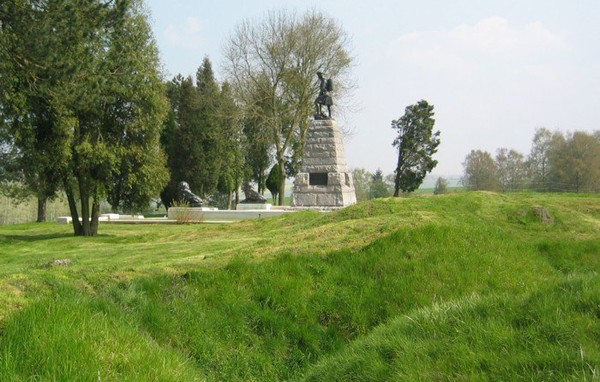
{"left": 0, "top": 233, "right": 101, "bottom": 243}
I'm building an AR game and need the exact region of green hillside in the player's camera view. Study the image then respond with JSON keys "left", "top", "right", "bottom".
{"left": 0, "top": 192, "right": 598, "bottom": 380}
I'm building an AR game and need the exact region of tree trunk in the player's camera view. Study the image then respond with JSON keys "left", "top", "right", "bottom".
{"left": 90, "top": 195, "right": 100, "bottom": 236}
{"left": 257, "top": 166, "right": 265, "bottom": 194}
{"left": 36, "top": 197, "right": 47, "bottom": 223}
{"left": 80, "top": 197, "right": 90, "bottom": 236}
{"left": 393, "top": 149, "right": 403, "bottom": 197}
{"left": 65, "top": 180, "right": 83, "bottom": 236}
{"left": 277, "top": 157, "right": 286, "bottom": 206}
{"left": 79, "top": 177, "right": 91, "bottom": 236}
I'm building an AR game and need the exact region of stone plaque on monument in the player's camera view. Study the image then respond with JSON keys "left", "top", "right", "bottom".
{"left": 292, "top": 119, "right": 357, "bottom": 207}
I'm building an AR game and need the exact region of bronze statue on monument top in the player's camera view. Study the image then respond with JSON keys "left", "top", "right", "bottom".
{"left": 314, "top": 72, "right": 333, "bottom": 120}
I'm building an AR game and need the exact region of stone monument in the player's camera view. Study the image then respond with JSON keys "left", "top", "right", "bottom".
{"left": 292, "top": 118, "right": 357, "bottom": 207}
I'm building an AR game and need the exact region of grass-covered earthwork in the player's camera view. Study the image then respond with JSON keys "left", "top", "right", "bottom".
{"left": 0, "top": 192, "right": 598, "bottom": 380}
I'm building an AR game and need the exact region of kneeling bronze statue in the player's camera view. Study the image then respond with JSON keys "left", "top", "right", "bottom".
{"left": 241, "top": 183, "right": 267, "bottom": 204}
{"left": 177, "top": 181, "right": 203, "bottom": 207}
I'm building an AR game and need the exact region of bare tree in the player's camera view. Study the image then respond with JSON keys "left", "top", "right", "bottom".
{"left": 223, "top": 9, "right": 353, "bottom": 205}
{"left": 527, "top": 128, "right": 560, "bottom": 191}
{"left": 548, "top": 131, "right": 600, "bottom": 193}
{"left": 496, "top": 148, "right": 526, "bottom": 192}
{"left": 462, "top": 150, "right": 500, "bottom": 191}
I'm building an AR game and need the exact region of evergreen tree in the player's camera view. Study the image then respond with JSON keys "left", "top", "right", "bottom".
{"left": 1, "top": 0, "right": 169, "bottom": 235}
{"left": 161, "top": 76, "right": 202, "bottom": 207}
{"left": 193, "top": 58, "right": 223, "bottom": 196}
{"left": 0, "top": 0, "right": 76, "bottom": 221}
{"left": 266, "top": 163, "right": 281, "bottom": 204}
{"left": 216, "top": 82, "right": 244, "bottom": 209}
{"left": 369, "top": 169, "right": 391, "bottom": 199}
{"left": 392, "top": 100, "right": 440, "bottom": 196}
{"left": 103, "top": 1, "right": 169, "bottom": 214}
{"left": 242, "top": 116, "right": 272, "bottom": 195}
{"left": 161, "top": 58, "right": 245, "bottom": 208}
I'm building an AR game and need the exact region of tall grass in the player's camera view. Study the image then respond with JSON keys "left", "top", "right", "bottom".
{"left": 0, "top": 192, "right": 598, "bottom": 380}
{"left": 302, "top": 275, "right": 600, "bottom": 381}
{"left": 0, "top": 286, "right": 202, "bottom": 381}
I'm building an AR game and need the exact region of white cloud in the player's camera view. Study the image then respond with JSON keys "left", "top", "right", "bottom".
{"left": 387, "top": 16, "right": 568, "bottom": 73}
{"left": 452, "top": 16, "right": 567, "bottom": 54}
{"left": 524, "top": 64, "right": 559, "bottom": 80}
{"left": 164, "top": 16, "right": 205, "bottom": 50}
{"left": 389, "top": 41, "right": 475, "bottom": 75}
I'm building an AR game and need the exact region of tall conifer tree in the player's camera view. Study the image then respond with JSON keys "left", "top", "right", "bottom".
{"left": 392, "top": 100, "right": 440, "bottom": 195}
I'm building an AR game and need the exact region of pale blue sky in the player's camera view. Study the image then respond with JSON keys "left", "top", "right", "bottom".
{"left": 145, "top": 0, "right": 600, "bottom": 176}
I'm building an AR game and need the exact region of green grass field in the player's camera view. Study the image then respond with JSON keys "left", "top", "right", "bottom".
{"left": 0, "top": 192, "right": 599, "bottom": 380}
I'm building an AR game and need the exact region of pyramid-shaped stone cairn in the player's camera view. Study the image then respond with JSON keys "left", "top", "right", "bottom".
{"left": 292, "top": 119, "right": 357, "bottom": 207}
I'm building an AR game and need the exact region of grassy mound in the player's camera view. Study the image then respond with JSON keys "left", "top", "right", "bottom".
{"left": 0, "top": 192, "right": 598, "bottom": 380}
{"left": 301, "top": 275, "right": 600, "bottom": 381}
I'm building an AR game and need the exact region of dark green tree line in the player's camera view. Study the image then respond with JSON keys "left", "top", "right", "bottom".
{"left": 160, "top": 58, "right": 243, "bottom": 209}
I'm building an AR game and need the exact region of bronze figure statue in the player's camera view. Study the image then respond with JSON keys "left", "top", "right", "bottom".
{"left": 177, "top": 181, "right": 203, "bottom": 207}
{"left": 314, "top": 72, "right": 333, "bottom": 119}
{"left": 241, "top": 183, "right": 267, "bottom": 204}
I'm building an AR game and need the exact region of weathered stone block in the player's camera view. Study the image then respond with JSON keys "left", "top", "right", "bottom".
{"left": 344, "top": 172, "right": 353, "bottom": 187}
{"left": 317, "top": 193, "right": 342, "bottom": 206}
{"left": 328, "top": 173, "right": 343, "bottom": 186}
{"left": 292, "top": 194, "right": 318, "bottom": 206}
{"left": 295, "top": 173, "right": 309, "bottom": 185}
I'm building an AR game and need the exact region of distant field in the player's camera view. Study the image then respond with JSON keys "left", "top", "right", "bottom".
{"left": 0, "top": 192, "right": 598, "bottom": 380}
{"left": 0, "top": 195, "right": 71, "bottom": 225}
{"left": 414, "top": 185, "right": 464, "bottom": 194}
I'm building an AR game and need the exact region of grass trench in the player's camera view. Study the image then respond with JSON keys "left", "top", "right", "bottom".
{"left": 0, "top": 192, "right": 598, "bottom": 380}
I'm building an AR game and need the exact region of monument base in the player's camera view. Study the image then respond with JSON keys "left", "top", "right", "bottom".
{"left": 292, "top": 119, "right": 357, "bottom": 207}
{"left": 292, "top": 172, "right": 356, "bottom": 207}
{"left": 236, "top": 203, "right": 272, "bottom": 211}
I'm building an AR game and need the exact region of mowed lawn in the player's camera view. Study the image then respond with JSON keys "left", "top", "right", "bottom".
{"left": 0, "top": 192, "right": 599, "bottom": 381}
